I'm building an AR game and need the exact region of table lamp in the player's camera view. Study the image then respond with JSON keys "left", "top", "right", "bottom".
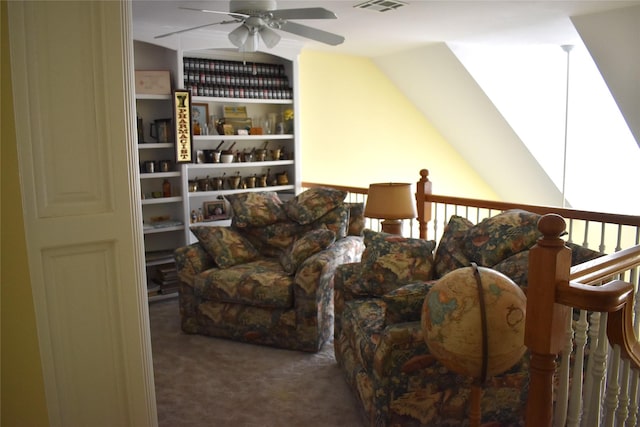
{"left": 364, "top": 182, "right": 417, "bottom": 235}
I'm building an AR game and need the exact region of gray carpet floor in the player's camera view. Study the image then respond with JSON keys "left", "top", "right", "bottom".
{"left": 149, "top": 298, "right": 365, "bottom": 427}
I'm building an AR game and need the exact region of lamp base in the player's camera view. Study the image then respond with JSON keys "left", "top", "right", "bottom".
{"left": 381, "top": 219, "right": 402, "bottom": 235}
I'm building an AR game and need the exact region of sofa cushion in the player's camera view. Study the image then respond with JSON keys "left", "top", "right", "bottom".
{"left": 284, "top": 187, "right": 347, "bottom": 225}
{"left": 433, "top": 215, "right": 474, "bottom": 278}
{"left": 312, "top": 204, "right": 349, "bottom": 239}
{"left": 464, "top": 209, "right": 542, "bottom": 267}
{"left": 567, "top": 241, "right": 605, "bottom": 265}
{"left": 240, "top": 220, "right": 306, "bottom": 255}
{"left": 346, "top": 202, "right": 365, "bottom": 236}
{"left": 225, "top": 191, "right": 286, "bottom": 228}
{"left": 382, "top": 281, "right": 436, "bottom": 324}
{"left": 280, "top": 227, "right": 336, "bottom": 274}
{"left": 494, "top": 241, "right": 605, "bottom": 291}
{"left": 360, "top": 229, "right": 436, "bottom": 296}
{"left": 194, "top": 259, "right": 294, "bottom": 308}
{"left": 190, "top": 226, "right": 260, "bottom": 268}
{"left": 492, "top": 250, "right": 530, "bottom": 290}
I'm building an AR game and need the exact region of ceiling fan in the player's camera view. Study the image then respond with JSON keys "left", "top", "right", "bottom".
{"left": 155, "top": 0, "right": 345, "bottom": 52}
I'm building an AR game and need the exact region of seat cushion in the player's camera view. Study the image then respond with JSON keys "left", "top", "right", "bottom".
{"left": 193, "top": 259, "right": 294, "bottom": 308}
{"left": 382, "top": 281, "right": 436, "bottom": 324}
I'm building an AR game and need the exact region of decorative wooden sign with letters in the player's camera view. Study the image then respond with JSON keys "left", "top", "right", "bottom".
{"left": 173, "top": 90, "right": 193, "bottom": 163}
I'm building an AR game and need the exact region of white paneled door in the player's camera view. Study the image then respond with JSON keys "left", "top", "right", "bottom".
{"left": 7, "top": 1, "right": 157, "bottom": 426}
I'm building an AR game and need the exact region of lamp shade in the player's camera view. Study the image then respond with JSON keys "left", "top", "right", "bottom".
{"left": 364, "top": 183, "right": 417, "bottom": 219}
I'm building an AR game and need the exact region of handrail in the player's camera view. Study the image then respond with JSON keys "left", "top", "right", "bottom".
{"left": 301, "top": 181, "right": 368, "bottom": 196}
{"left": 426, "top": 194, "right": 640, "bottom": 225}
{"left": 569, "top": 244, "right": 640, "bottom": 285}
{"left": 416, "top": 170, "right": 640, "bottom": 227}
{"left": 608, "top": 291, "right": 640, "bottom": 369}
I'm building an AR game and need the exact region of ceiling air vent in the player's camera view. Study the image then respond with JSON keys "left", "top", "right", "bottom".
{"left": 354, "top": 0, "right": 406, "bottom": 12}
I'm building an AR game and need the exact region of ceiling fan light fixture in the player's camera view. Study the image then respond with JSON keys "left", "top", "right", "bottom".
{"left": 165, "top": 2, "right": 344, "bottom": 50}
{"left": 260, "top": 26, "right": 281, "bottom": 48}
{"left": 239, "top": 31, "right": 260, "bottom": 52}
{"left": 229, "top": 24, "right": 250, "bottom": 47}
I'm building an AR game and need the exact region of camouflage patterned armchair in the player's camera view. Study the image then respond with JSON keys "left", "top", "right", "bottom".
{"left": 334, "top": 210, "right": 604, "bottom": 426}
{"left": 175, "top": 188, "right": 365, "bottom": 353}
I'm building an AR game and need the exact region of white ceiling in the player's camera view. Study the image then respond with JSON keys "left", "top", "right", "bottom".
{"left": 132, "top": 0, "right": 640, "bottom": 57}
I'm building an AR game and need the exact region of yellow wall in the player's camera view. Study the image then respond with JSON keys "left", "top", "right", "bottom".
{"left": 298, "top": 50, "right": 498, "bottom": 198}
{"left": 1, "top": 1, "right": 50, "bottom": 425}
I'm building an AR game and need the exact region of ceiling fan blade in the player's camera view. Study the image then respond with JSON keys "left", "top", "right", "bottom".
{"left": 279, "top": 21, "right": 344, "bottom": 46}
{"left": 155, "top": 20, "right": 239, "bottom": 39}
{"left": 179, "top": 6, "right": 249, "bottom": 20}
{"left": 268, "top": 7, "right": 337, "bottom": 20}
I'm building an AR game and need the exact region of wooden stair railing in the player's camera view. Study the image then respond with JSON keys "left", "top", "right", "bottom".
{"left": 524, "top": 214, "right": 640, "bottom": 427}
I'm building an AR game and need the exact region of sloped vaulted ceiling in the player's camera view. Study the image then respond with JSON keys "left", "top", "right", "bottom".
{"left": 374, "top": 43, "right": 562, "bottom": 206}
{"left": 572, "top": 4, "right": 640, "bottom": 148}
{"left": 374, "top": 5, "right": 640, "bottom": 206}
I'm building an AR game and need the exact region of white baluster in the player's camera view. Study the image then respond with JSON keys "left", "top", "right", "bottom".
{"left": 625, "top": 371, "right": 639, "bottom": 427}
{"left": 599, "top": 222, "right": 606, "bottom": 253}
{"left": 582, "top": 311, "right": 601, "bottom": 426}
{"left": 585, "top": 312, "right": 609, "bottom": 427}
{"left": 567, "top": 310, "right": 589, "bottom": 427}
{"left": 615, "top": 360, "right": 631, "bottom": 425}
{"left": 602, "top": 345, "right": 621, "bottom": 426}
{"left": 567, "top": 218, "right": 575, "bottom": 244}
{"left": 583, "top": 221, "right": 590, "bottom": 249}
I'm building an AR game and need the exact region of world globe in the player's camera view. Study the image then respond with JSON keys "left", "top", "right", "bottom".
{"left": 421, "top": 266, "right": 527, "bottom": 379}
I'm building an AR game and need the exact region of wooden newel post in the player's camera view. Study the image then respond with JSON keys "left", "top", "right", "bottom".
{"left": 416, "top": 169, "right": 432, "bottom": 239}
{"left": 524, "top": 214, "right": 572, "bottom": 426}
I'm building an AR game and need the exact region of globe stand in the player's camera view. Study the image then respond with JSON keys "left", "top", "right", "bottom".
{"left": 422, "top": 263, "right": 527, "bottom": 427}
{"left": 469, "top": 263, "right": 489, "bottom": 427}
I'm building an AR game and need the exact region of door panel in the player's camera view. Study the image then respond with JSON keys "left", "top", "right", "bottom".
{"left": 8, "top": 1, "right": 156, "bottom": 426}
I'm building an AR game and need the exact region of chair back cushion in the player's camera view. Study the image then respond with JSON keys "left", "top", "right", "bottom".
{"left": 360, "top": 229, "right": 436, "bottom": 295}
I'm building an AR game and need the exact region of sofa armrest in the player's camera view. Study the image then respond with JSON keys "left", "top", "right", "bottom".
{"left": 174, "top": 243, "right": 215, "bottom": 283}
{"left": 294, "top": 236, "right": 364, "bottom": 312}
{"left": 381, "top": 281, "right": 436, "bottom": 325}
{"left": 295, "top": 236, "right": 364, "bottom": 295}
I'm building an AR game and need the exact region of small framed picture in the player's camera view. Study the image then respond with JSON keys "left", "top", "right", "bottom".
{"left": 203, "top": 200, "right": 227, "bottom": 221}
{"left": 192, "top": 103, "right": 209, "bottom": 130}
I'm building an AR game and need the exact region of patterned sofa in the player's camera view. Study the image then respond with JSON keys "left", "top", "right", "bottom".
{"left": 175, "top": 188, "right": 365, "bottom": 353}
{"left": 334, "top": 209, "right": 603, "bottom": 426}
